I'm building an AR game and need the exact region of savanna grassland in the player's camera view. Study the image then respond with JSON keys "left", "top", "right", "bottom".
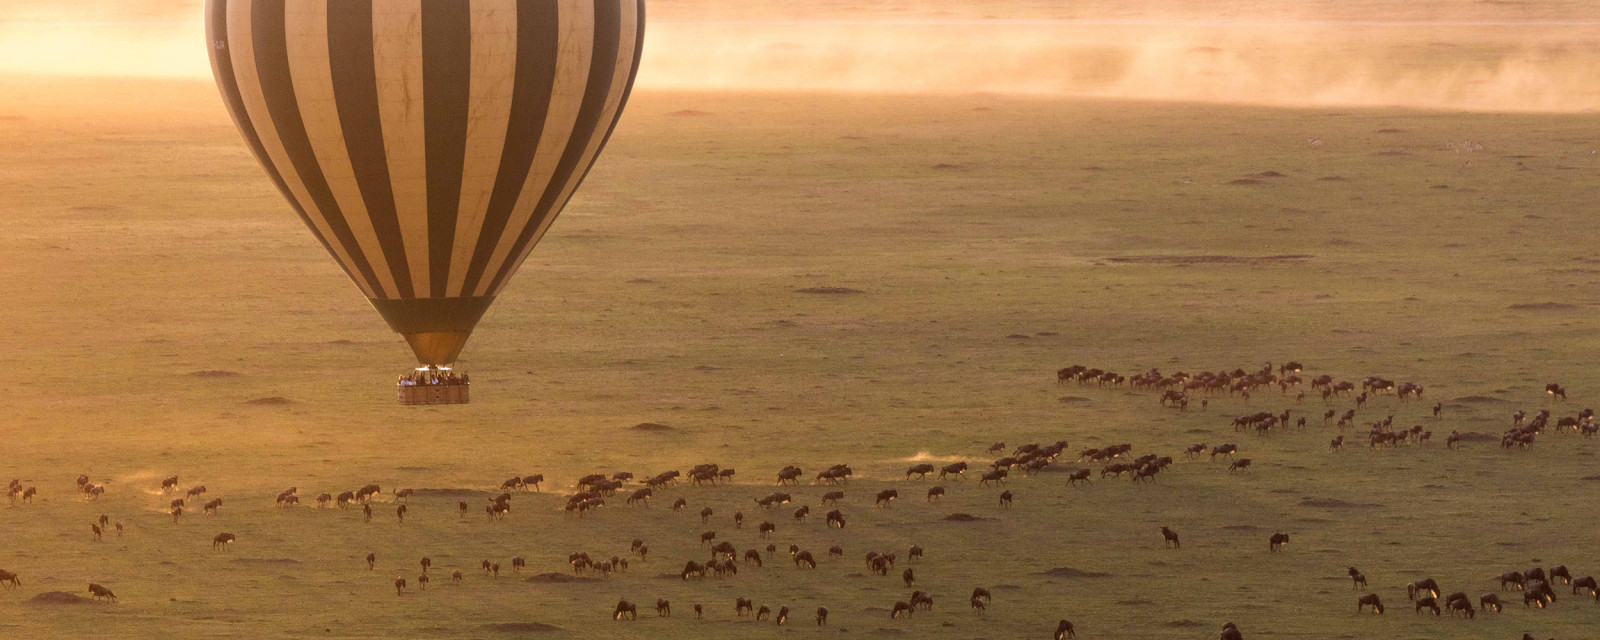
{"left": 4, "top": 57, "right": 1600, "bottom": 640}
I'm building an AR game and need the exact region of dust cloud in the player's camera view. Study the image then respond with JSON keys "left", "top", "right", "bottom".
{"left": 3, "top": 0, "right": 1598, "bottom": 112}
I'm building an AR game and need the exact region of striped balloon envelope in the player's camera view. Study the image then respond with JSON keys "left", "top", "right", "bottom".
{"left": 205, "top": 0, "right": 644, "bottom": 365}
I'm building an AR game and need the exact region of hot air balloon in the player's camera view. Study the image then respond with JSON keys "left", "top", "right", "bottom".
{"left": 204, "top": 0, "right": 644, "bottom": 402}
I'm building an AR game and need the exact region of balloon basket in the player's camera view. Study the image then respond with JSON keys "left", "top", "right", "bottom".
{"left": 396, "top": 368, "right": 470, "bottom": 405}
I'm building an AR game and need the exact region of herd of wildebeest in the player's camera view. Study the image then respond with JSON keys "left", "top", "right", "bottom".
{"left": 3, "top": 361, "right": 1596, "bottom": 639}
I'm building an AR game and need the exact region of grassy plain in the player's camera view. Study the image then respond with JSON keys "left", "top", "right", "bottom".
{"left": 2, "top": 71, "right": 1600, "bottom": 640}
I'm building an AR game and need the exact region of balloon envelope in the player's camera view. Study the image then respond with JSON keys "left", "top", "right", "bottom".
{"left": 205, "top": 0, "right": 645, "bottom": 364}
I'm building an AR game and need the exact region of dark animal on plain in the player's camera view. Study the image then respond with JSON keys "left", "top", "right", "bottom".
{"left": 829, "top": 545, "right": 844, "bottom": 558}
{"left": 1350, "top": 570, "right": 1367, "bottom": 589}
{"left": 394, "top": 577, "right": 406, "bottom": 595}
{"left": 656, "top": 599, "right": 670, "bottom": 617}
{"left": 1572, "top": 576, "right": 1598, "bottom": 596}
{"left": 1268, "top": 533, "right": 1289, "bottom": 551}
{"left": 734, "top": 510, "right": 743, "bottom": 528}
{"left": 1357, "top": 594, "right": 1383, "bottom": 613}
{"left": 1433, "top": 403, "right": 1442, "bottom": 418}
{"left": 91, "top": 524, "right": 102, "bottom": 541}
{"left": 757, "top": 605, "right": 771, "bottom": 621}
{"left": 817, "top": 606, "right": 828, "bottom": 625}
{"left": 908, "top": 545, "right": 923, "bottom": 562}
{"left": 482, "top": 559, "right": 493, "bottom": 574}
{"left": 875, "top": 489, "right": 898, "bottom": 506}
{"left": 88, "top": 583, "right": 116, "bottom": 601}
{"left": 451, "top": 570, "right": 462, "bottom": 582}
{"left": 1185, "top": 443, "right": 1207, "bottom": 458}
{"left": 736, "top": 598, "right": 753, "bottom": 616}
{"left": 501, "top": 477, "right": 522, "bottom": 491}
{"left": 161, "top": 476, "right": 178, "bottom": 492}
{"left": 355, "top": 484, "right": 381, "bottom": 502}
{"left": 1408, "top": 579, "right": 1440, "bottom": 600}
{"left": 0, "top": 570, "right": 18, "bottom": 588}
{"left": 1525, "top": 567, "right": 1547, "bottom": 583}
{"left": 1499, "top": 571, "right": 1525, "bottom": 590}
{"left": 1210, "top": 444, "right": 1237, "bottom": 459}
{"left": 902, "top": 568, "right": 915, "bottom": 586}
{"left": 1330, "top": 436, "right": 1344, "bottom": 450}
{"left": 522, "top": 474, "right": 543, "bottom": 491}
{"left": 776, "top": 605, "right": 789, "bottom": 625}
{"left": 971, "top": 597, "right": 985, "bottom": 616}
{"left": 1550, "top": 565, "right": 1572, "bottom": 584}
{"left": 890, "top": 601, "right": 914, "bottom": 619}
{"left": 672, "top": 498, "right": 688, "bottom": 512}
{"left": 511, "top": 556, "right": 524, "bottom": 572}
{"left": 336, "top": 491, "right": 355, "bottom": 508}
{"left": 939, "top": 462, "right": 967, "bottom": 479}
{"left": 826, "top": 510, "right": 845, "bottom": 528}
{"left": 979, "top": 470, "right": 1006, "bottom": 486}
{"left": 1414, "top": 596, "right": 1440, "bottom": 615}
{"left": 906, "top": 464, "right": 935, "bottom": 479}
{"left": 794, "top": 551, "right": 816, "bottom": 569}
{"left": 694, "top": 604, "right": 703, "bottom": 619}
{"left": 1160, "top": 526, "right": 1180, "bottom": 549}
{"left": 366, "top": 552, "right": 376, "bottom": 570}
{"left": 490, "top": 563, "right": 500, "bottom": 577}
{"left": 171, "top": 498, "right": 186, "bottom": 510}
{"left": 700, "top": 531, "right": 716, "bottom": 545}
{"left": 114, "top": 522, "right": 122, "bottom": 537}
{"left": 1445, "top": 597, "right": 1474, "bottom": 618}
{"left": 613, "top": 600, "right": 637, "bottom": 620}
{"left": 363, "top": 504, "right": 371, "bottom": 522}
{"left": 682, "top": 561, "right": 706, "bottom": 580}
{"left": 1055, "top": 619, "right": 1077, "bottom": 639}
{"left": 170, "top": 506, "right": 182, "bottom": 522}
{"left": 927, "top": 486, "right": 946, "bottom": 501}
{"left": 1479, "top": 593, "right": 1502, "bottom": 612}
{"left": 186, "top": 486, "right": 207, "bottom": 499}
{"left": 1229, "top": 458, "right": 1252, "bottom": 472}
{"left": 999, "top": 491, "right": 1013, "bottom": 507}
{"left": 988, "top": 442, "right": 1006, "bottom": 453}
{"left": 396, "top": 504, "right": 407, "bottom": 523}
{"left": 759, "top": 521, "right": 776, "bottom": 537}
{"left": 776, "top": 466, "right": 803, "bottom": 485}
{"left": 1547, "top": 383, "right": 1566, "bottom": 400}
{"left": 910, "top": 590, "right": 933, "bottom": 610}
{"left": 212, "top": 533, "right": 235, "bottom": 549}
{"left": 700, "top": 507, "right": 713, "bottom": 523}
{"left": 744, "top": 550, "right": 763, "bottom": 566}
{"left": 794, "top": 506, "right": 809, "bottom": 521}
{"left": 1066, "top": 469, "right": 1092, "bottom": 485}
{"left": 394, "top": 488, "right": 413, "bottom": 502}
{"left": 1525, "top": 580, "right": 1556, "bottom": 606}
{"left": 417, "top": 573, "right": 428, "bottom": 589}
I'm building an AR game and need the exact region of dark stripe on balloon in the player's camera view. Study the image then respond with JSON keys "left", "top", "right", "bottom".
{"left": 327, "top": 0, "right": 414, "bottom": 298}
{"left": 251, "top": 0, "right": 384, "bottom": 294}
{"left": 208, "top": 0, "right": 345, "bottom": 276}
{"left": 548, "top": 0, "right": 643, "bottom": 244}
{"left": 484, "top": 0, "right": 621, "bottom": 293}
{"left": 420, "top": 0, "right": 472, "bottom": 297}
{"left": 459, "top": 0, "right": 559, "bottom": 296}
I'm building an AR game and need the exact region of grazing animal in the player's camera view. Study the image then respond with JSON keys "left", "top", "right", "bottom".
{"left": 1499, "top": 571, "right": 1526, "bottom": 590}
{"left": 794, "top": 551, "right": 816, "bottom": 569}
{"left": 0, "top": 570, "right": 20, "bottom": 588}
{"left": 1445, "top": 597, "right": 1474, "bottom": 618}
{"left": 1349, "top": 568, "right": 1367, "bottom": 589}
{"left": 757, "top": 605, "right": 771, "bottom": 621}
{"left": 1479, "top": 593, "right": 1502, "bottom": 612}
{"left": 1228, "top": 458, "right": 1253, "bottom": 472}
{"left": 161, "top": 476, "right": 178, "bottom": 492}
{"left": 875, "top": 489, "right": 898, "bottom": 507}
{"left": 416, "top": 573, "right": 428, "bottom": 589}
{"left": 656, "top": 599, "right": 671, "bottom": 617}
{"left": 890, "top": 601, "right": 914, "bottom": 619}
{"left": 212, "top": 533, "right": 235, "bottom": 550}
{"left": 1330, "top": 436, "right": 1344, "bottom": 450}
{"left": 903, "top": 568, "right": 915, "bottom": 587}
{"left": 759, "top": 521, "right": 776, "bottom": 537}
{"left": 999, "top": 491, "right": 1013, "bottom": 507}
{"left": 826, "top": 509, "right": 846, "bottom": 528}
{"left": 88, "top": 583, "right": 116, "bottom": 601}
{"left": 1414, "top": 596, "right": 1440, "bottom": 615}
{"left": 736, "top": 598, "right": 753, "bottom": 616}
{"left": 776, "top": 605, "right": 789, "bottom": 625}
{"left": 908, "top": 545, "right": 923, "bottom": 562}
{"left": 973, "top": 587, "right": 992, "bottom": 602}
{"left": 1572, "top": 576, "right": 1598, "bottom": 596}
{"left": 1160, "top": 526, "right": 1180, "bottom": 548}
{"left": 816, "top": 606, "right": 828, "bottom": 625}
{"left": 613, "top": 600, "right": 637, "bottom": 620}
{"left": 1408, "top": 579, "right": 1440, "bottom": 600}
{"left": 970, "top": 596, "right": 985, "bottom": 616}
{"left": 394, "top": 577, "right": 406, "bottom": 595}
{"left": 396, "top": 504, "right": 407, "bottom": 523}
{"left": 1219, "top": 622, "right": 1241, "bottom": 640}
{"left": 1055, "top": 619, "right": 1077, "bottom": 639}
{"left": 1547, "top": 383, "right": 1566, "bottom": 401}
{"left": 1268, "top": 532, "right": 1289, "bottom": 551}
{"left": 693, "top": 604, "right": 703, "bottom": 619}
{"left": 366, "top": 552, "right": 376, "bottom": 570}
{"left": 1357, "top": 593, "right": 1383, "bottom": 613}
{"left": 1550, "top": 565, "right": 1572, "bottom": 584}
{"left": 821, "top": 490, "right": 845, "bottom": 505}
{"left": 91, "top": 524, "right": 102, "bottom": 541}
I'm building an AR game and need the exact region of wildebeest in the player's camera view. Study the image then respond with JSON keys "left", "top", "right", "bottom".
{"left": 1268, "top": 533, "right": 1289, "bottom": 551}
{"left": 906, "top": 464, "right": 935, "bottom": 479}
{"left": 1479, "top": 593, "right": 1502, "bottom": 612}
{"left": 794, "top": 506, "right": 810, "bottom": 522}
{"left": 366, "top": 552, "right": 376, "bottom": 570}
{"left": 88, "top": 583, "right": 116, "bottom": 601}
{"left": 826, "top": 510, "right": 846, "bottom": 528}
{"left": 794, "top": 551, "right": 816, "bottom": 569}
{"left": 736, "top": 597, "right": 753, "bottom": 616}
{"left": 903, "top": 568, "right": 914, "bottom": 587}
{"left": 1408, "top": 579, "right": 1440, "bottom": 600}
{"left": 1330, "top": 436, "right": 1344, "bottom": 450}
{"left": 0, "top": 570, "right": 20, "bottom": 588}
{"left": 161, "top": 476, "right": 178, "bottom": 492}
{"left": 1160, "top": 526, "right": 1180, "bottom": 549}
{"left": 776, "top": 605, "right": 789, "bottom": 625}
{"left": 655, "top": 598, "right": 670, "bottom": 617}
{"left": 1210, "top": 444, "right": 1238, "bottom": 459}
{"left": 1228, "top": 458, "right": 1252, "bottom": 472}
{"left": 757, "top": 605, "right": 771, "bottom": 621}
{"left": 998, "top": 491, "right": 1013, "bottom": 507}
{"left": 939, "top": 462, "right": 967, "bottom": 479}
{"left": 875, "top": 489, "right": 899, "bottom": 507}
{"left": 1547, "top": 382, "right": 1566, "bottom": 400}
{"left": 927, "top": 486, "right": 946, "bottom": 501}
{"left": 1414, "top": 596, "right": 1440, "bottom": 615}
{"left": 613, "top": 600, "right": 637, "bottom": 620}
{"left": 890, "top": 601, "right": 914, "bottom": 619}
{"left": 1349, "top": 567, "right": 1367, "bottom": 589}
{"left": 1357, "top": 594, "right": 1383, "bottom": 613}
{"left": 1573, "top": 576, "right": 1598, "bottom": 596}
{"left": 979, "top": 470, "right": 1006, "bottom": 486}
{"left": 1550, "top": 565, "right": 1572, "bottom": 584}
{"left": 759, "top": 521, "right": 776, "bottom": 537}
{"left": 1219, "top": 622, "right": 1241, "bottom": 640}
{"left": 1055, "top": 619, "right": 1077, "bottom": 639}
{"left": 970, "top": 597, "right": 985, "bottom": 617}
{"left": 816, "top": 606, "right": 828, "bottom": 625}
{"left": 1444, "top": 596, "right": 1474, "bottom": 618}
{"left": 212, "top": 532, "right": 235, "bottom": 550}
{"left": 972, "top": 587, "right": 992, "bottom": 603}
{"left": 1499, "top": 571, "right": 1526, "bottom": 590}
{"left": 682, "top": 561, "right": 706, "bottom": 580}
{"left": 777, "top": 466, "right": 803, "bottom": 485}
{"left": 700, "top": 507, "right": 714, "bottom": 523}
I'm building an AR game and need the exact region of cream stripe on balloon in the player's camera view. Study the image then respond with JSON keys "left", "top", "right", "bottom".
{"left": 284, "top": 0, "right": 398, "bottom": 298}
{"left": 445, "top": 0, "right": 518, "bottom": 297}
{"left": 471, "top": 0, "right": 593, "bottom": 297}
{"left": 372, "top": 0, "right": 430, "bottom": 298}
{"left": 229, "top": 0, "right": 376, "bottom": 297}
{"left": 493, "top": 0, "right": 638, "bottom": 296}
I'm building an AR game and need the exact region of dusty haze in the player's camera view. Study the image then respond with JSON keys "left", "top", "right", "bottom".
{"left": 1, "top": 0, "right": 1598, "bottom": 111}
